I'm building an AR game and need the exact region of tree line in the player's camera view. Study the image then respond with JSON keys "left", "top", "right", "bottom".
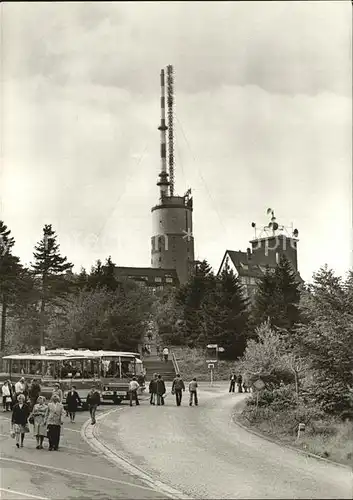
{"left": 1, "top": 218, "right": 352, "bottom": 422}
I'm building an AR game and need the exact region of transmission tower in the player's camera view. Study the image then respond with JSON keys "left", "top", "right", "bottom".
{"left": 166, "top": 64, "right": 175, "bottom": 196}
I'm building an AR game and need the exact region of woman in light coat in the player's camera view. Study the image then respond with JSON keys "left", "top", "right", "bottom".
{"left": 31, "top": 396, "right": 47, "bottom": 449}
{"left": 44, "top": 393, "right": 64, "bottom": 451}
{"left": 2, "top": 380, "right": 13, "bottom": 411}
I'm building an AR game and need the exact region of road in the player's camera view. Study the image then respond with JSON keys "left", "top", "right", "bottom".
{"left": 0, "top": 406, "right": 166, "bottom": 500}
{"left": 93, "top": 383, "right": 353, "bottom": 499}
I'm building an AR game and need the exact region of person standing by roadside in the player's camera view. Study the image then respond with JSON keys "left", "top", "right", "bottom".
{"left": 149, "top": 373, "right": 158, "bottom": 405}
{"left": 2, "top": 380, "right": 13, "bottom": 411}
{"left": 229, "top": 372, "right": 236, "bottom": 393}
{"left": 163, "top": 347, "right": 169, "bottom": 362}
{"left": 237, "top": 374, "right": 243, "bottom": 393}
{"left": 129, "top": 377, "right": 140, "bottom": 406}
{"left": 11, "top": 394, "right": 30, "bottom": 448}
{"left": 44, "top": 393, "right": 64, "bottom": 451}
{"left": 31, "top": 396, "right": 47, "bottom": 449}
{"left": 29, "top": 379, "right": 41, "bottom": 410}
{"left": 172, "top": 374, "right": 185, "bottom": 406}
{"left": 242, "top": 373, "right": 249, "bottom": 393}
{"left": 189, "top": 377, "right": 198, "bottom": 406}
{"left": 86, "top": 386, "right": 100, "bottom": 425}
{"left": 156, "top": 374, "right": 166, "bottom": 406}
{"left": 65, "top": 386, "right": 81, "bottom": 422}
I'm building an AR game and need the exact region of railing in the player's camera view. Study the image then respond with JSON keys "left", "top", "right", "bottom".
{"left": 171, "top": 351, "right": 180, "bottom": 375}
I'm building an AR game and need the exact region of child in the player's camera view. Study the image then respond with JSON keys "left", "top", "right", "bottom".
{"left": 189, "top": 377, "right": 198, "bottom": 406}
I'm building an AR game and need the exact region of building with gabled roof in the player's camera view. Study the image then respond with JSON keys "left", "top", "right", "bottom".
{"left": 217, "top": 210, "right": 303, "bottom": 300}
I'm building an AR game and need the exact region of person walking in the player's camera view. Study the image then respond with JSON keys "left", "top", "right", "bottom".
{"left": 229, "top": 372, "right": 236, "bottom": 393}
{"left": 11, "top": 394, "right": 30, "bottom": 448}
{"left": 44, "top": 393, "right": 64, "bottom": 451}
{"left": 189, "top": 377, "right": 198, "bottom": 406}
{"left": 237, "top": 374, "right": 243, "bottom": 393}
{"left": 172, "top": 374, "right": 185, "bottom": 406}
{"left": 86, "top": 387, "right": 100, "bottom": 425}
{"left": 129, "top": 377, "right": 140, "bottom": 406}
{"left": 149, "top": 373, "right": 158, "bottom": 405}
{"left": 14, "top": 377, "right": 27, "bottom": 400}
{"left": 156, "top": 374, "right": 166, "bottom": 406}
{"left": 2, "top": 380, "right": 13, "bottom": 411}
{"left": 29, "top": 379, "right": 41, "bottom": 410}
{"left": 65, "top": 386, "right": 81, "bottom": 422}
{"left": 162, "top": 347, "right": 169, "bottom": 362}
{"left": 31, "top": 396, "right": 47, "bottom": 449}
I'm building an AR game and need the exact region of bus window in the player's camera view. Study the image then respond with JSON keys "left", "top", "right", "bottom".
{"left": 11, "top": 359, "right": 27, "bottom": 374}
{"left": 43, "top": 361, "right": 57, "bottom": 379}
{"left": 29, "top": 360, "right": 42, "bottom": 375}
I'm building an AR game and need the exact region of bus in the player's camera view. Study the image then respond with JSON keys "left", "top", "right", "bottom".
{"left": 1, "top": 349, "right": 146, "bottom": 407}
{"left": 38, "top": 349, "right": 146, "bottom": 404}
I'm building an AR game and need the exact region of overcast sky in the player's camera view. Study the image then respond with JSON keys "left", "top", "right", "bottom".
{"left": 1, "top": 1, "right": 352, "bottom": 282}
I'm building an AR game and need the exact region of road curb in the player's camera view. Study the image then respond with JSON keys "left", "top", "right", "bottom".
{"left": 80, "top": 408, "right": 193, "bottom": 500}
{"left": 231, "top": 405, "right": 352, "bottom": 471}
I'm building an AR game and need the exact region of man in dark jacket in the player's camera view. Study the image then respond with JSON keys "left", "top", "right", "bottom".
{"left": 149, "top": 373, "right": 158, "bottom": 405}
{"left": 86, "top": 387, "right": 100, "bottom": 425}
{"left": 237, "top": 374, "right": 243, "bottom": 393}
{"left": 172, "top": 374, "right": 185, "bottom": 406}
{"left": 156, "top": 374, "right": 166, "bottom": 406}
{"left": 229, "top": 372, "right": 236, "bottom": 393}
{"left": 29, "top": 379, "right": 41, "bottom": 410}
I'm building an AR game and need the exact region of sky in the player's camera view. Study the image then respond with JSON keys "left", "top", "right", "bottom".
{"left": 1, "top": 1, "right": 352, "bottom": 282}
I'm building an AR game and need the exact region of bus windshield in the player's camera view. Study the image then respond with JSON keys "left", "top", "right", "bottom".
{"left": 101, "top": 356, "right": 136, "bottom": 379}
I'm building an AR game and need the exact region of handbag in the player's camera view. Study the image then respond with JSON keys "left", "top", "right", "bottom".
{"left": 6, "top": 396, "right": 12, "bottom": 403}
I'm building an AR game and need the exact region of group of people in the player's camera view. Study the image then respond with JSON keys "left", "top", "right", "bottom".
{"left": 2, "top": 377, "right": 102, "bottom": 451}
{"left": 229, "top": 372, "right": 250, "bottom": 393}
{"left": 147, "top": 373, "right": 199, "bottom": 407}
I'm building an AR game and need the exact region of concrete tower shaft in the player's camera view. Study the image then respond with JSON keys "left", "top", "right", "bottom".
{"left": 151, "top": 196, "right": 194, "bottom": 285}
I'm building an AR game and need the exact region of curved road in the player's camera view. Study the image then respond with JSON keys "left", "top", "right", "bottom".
{"left": 0, "top": 408, "right": 166, "bottom": 500}
{"left": 93, "top": 383, "right": 352, "bottom": 499}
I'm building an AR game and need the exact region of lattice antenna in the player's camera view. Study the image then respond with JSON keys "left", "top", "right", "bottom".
{"left": 166, "top": 65, "right": 175, "bottom": 196}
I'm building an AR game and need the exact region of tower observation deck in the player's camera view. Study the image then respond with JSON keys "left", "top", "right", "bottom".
{"left": 151, "top": 66, "right": 195, "bottom": 285}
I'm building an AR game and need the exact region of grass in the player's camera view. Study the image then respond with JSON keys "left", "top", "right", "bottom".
{"left": 237, "top": 404, "right": 353, "bottom": 467}
{"left": 171, "top": 346, "right": 239, "bottom": 381}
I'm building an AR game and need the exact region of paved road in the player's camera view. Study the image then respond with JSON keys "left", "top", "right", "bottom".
{"left": 0, "top": 407, "right": 166, "bottom": 500}
{"left": 94, "top": 383, "right": 353, "bottom": 499}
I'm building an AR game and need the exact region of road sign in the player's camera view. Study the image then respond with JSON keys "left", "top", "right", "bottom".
{"left": 206, "top": 359, "right": 217, "bottom": 363}
{"left": 253, "top": 379, "right": 265, "bottom": 391}
{"left": 208, "top": 363, "right": 214, "bottom": 370}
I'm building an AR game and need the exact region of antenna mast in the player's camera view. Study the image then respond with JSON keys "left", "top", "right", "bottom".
{"left": 166, "top": 64, "right": 175, "bottom": 196}
{"left": 157, "top": 69, "right": 170, "bottom": 199}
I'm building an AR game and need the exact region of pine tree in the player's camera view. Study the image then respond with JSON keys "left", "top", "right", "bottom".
{"left": 293, "top": 266, "right": 353, "bottom": 415}
{"left": 201, "top": 268, "right": 249, "bottom": 359}
{"left": 176, "top": 260, "right": 216, "bottom": 347}
{"left": 32, "top": 224, "right": 73, "bottom": 348}
{"left": 253, "top": 255, "right": 301, "bottom": 332}
{"left": 0, "top": 221, "right": 22, "bottom": 350}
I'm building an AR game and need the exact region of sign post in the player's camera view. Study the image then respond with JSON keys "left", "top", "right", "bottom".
{"left": 208, "top": 363, "right": 214, "bottom": 386}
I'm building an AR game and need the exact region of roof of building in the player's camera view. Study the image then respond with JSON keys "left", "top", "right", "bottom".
{"left": 114, "top": 266, "right": 179, "bottom": 285}
{"left": 218, "top": 249, "right": 303, "bottom": 282}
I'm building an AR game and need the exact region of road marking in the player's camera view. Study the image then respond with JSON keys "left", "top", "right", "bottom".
{"left": 0, "top": 457, "right": 160, "bottom": 493}
{"left": 0, "top": 488, "right": 49, "bottom": 500}
{"left": 82, "top": 409, "right": 193, "bottom": 500}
